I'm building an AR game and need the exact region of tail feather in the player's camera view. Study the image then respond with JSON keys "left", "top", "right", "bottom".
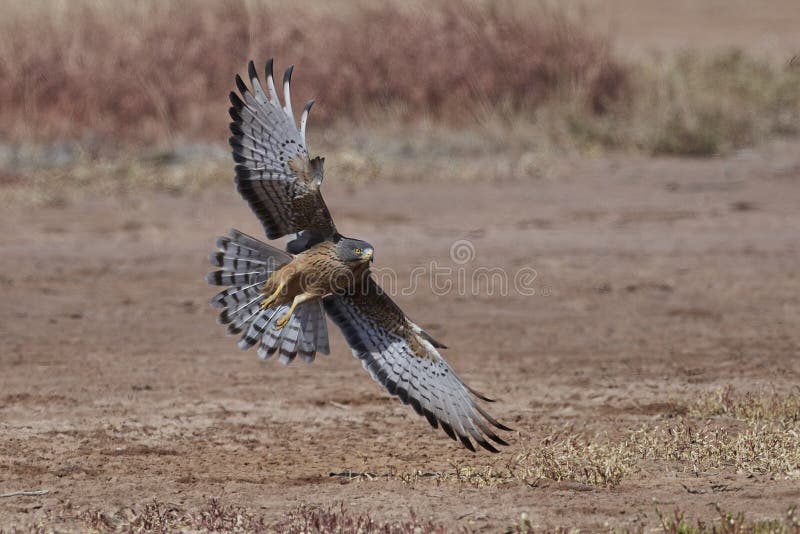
{"left": 221, "top": 294, "right": 263, "bottom": 333}
{"left": 278, "top": 313, "right": 303, "bottom": 365}
{"left": 254, "top": 301, "right": 327, "bottom": 365}
{"left": 207, "top": 229, "right": 330, "bottom": 364}
{"left": 210, "top": 281, "right": 262, "bottom": 309}
{"left": 299, "top": 313, "right": 317, "bottom": 362}
{"left": 314, "top": 309, "right": 330, "bottom": 355}
{"left": 209, "top": 252, "right": 274, "bottom": 272}
{"left": 206, "top": 270, "right": 265, "bottom": 286}
{"left": 240, "top": 305, "right": 283, "bottom": 350}
{"left": 222, "top": 229, "right": 283, "bottom": 257}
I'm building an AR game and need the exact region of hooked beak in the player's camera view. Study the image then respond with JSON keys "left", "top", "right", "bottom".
{"left": 362, "top": 248, "right": 374, "bottom": 262}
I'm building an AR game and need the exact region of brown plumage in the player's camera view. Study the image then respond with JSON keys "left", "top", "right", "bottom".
{"left": 258, "top": 239, "right": 373, "bottom": 328}
{"left": 207, "top": 58, "right": 511, "bottom": 452}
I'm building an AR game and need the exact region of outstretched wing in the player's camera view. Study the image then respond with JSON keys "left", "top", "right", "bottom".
{"left": 229, "top": 59, "right": 336, "bottom": 243}
{"left": 323, "top": 276, "right": 511, "bottom": 452}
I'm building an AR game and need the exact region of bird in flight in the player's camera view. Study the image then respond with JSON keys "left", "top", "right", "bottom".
{"left": 207, "top": 59, "right": 510, "bottom": 452}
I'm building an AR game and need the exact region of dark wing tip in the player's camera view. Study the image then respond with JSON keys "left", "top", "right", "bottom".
{"left": 234, "top": 74, "right": 248, "bottom": 96}
{"left": 474, "top": 403, "right": 514, "bottom": 432}
{"left": 283, "top": 65, "right": 294, "bottom": 85}
{"left": 303, "top": 99, "right": 315, "bottom": 112}
{"left": 265, "top": 58, "right": 274, "bottom": 79}
{"left": 229, "top": 91, "right": 244, "bottom": 109}
{"left": 469, "top": 387, "right": 496, "bottom": 403}
{"left": 458, "top": 433, "right": 477, "bottom": 453}
{"left": 441, "top": 421, "right": 457, "bottom": 442}
{"left": 247, "top": 60, "right": 258, "bottom": 82}
{"left": 477, "top": 439, "right": 500, "bottom": 454}
{"left": 229, "top": 122, "right": 244, "bottom": 136}
{"left": 423, "top": 409, "right": 438, "bottom": 429}
{"left": 490, "top": 434, "right": 509, "bottom": 447}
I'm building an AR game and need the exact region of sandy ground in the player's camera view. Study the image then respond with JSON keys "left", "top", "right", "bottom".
{"left": 1, "top": 140, "right": 800, "bottom": 531}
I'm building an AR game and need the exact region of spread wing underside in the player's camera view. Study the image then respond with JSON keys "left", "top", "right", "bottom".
{"left": 324, "top": 276, "right": 511, "bottom": 452}
{"left": 229, "top": 60, "right": 336, "bottom": 243}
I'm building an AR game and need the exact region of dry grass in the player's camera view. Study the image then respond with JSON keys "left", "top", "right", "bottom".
{"left": 8, "top": 500, "right": 800, "bottom": 533}
{"left": 1, "top": 0, "right": 797, "bottom": 161}
{"left": 330, "top": 427, "right": 638, "bottom": 489}
{"left": 0, "top": 0, "right": 624, "bottom": 145}
{"left": 1, "top": 394, "right": 797, "bottom": 531}
{"left": 629, "top": 419, "right": 800, "bottom": 478}
{"left": 653, "top": 506, "right": 800, "bottom": 534}
{"left": 0, "top": 147, "right": 230, "bottom": 207}
{"left": 689, "top": 386, "right": 800, "bottom": 423}
{"left": 7, "top": 499, "right": 445, "bottom": 534}
{"left": 333, "top": 408, "right": 800, "bottom": 490}
{"left": 506, "top": 506, "right": 800, "bottom": 533}
{"left": 0, "top": 126, "right": 568, "bottom": 206}
{"left": 568, "top": 50, "right": 800, "bottom": 156}
{"left": 331, "top": 432, "right": 633, "bottom": 488}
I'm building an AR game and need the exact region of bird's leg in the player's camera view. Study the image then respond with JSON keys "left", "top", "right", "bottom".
{"left": 260, "top": 278, "right": 286, "bottom": 310}
{"left": 275, "top": 292, "right": 315, "bottom": 329}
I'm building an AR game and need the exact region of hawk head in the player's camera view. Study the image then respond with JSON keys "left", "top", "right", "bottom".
{"left": 336, "top": 237, "right": 374, "bottom": 263}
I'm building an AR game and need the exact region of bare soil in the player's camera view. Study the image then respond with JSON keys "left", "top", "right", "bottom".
{"left": 1, "top": 141, "right": 799, "bottom": 531}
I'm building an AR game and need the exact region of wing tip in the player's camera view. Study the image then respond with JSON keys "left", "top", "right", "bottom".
{"left": 283, "top": 64, "right": 294, "bottom": 85}
{"left": 228, "top": 91, "right": 244, "bottom": 108}
{"left": 234, "top": 73, "right": 248, "bottom": 96}
{"left": 458, "top": 433, "right": 477, "bottom": 453}
{"left": 477, "top": 440, "right": 500, "bottom": 454}
{"left": 469, "top": 387, "right": 496, "bottom": 403}
{"left": 472, "top": 401, "right": 513, "bottom": 432}
{"left": 441, "top": 421, "right": 457, "bottom": 442}
{"left": 247, "top": 59, "right": 258, "bottom": 82}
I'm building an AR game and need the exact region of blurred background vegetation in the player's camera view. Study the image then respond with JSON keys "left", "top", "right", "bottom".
{"left": 0, "top": 0, "right": 798, "bottom": 203}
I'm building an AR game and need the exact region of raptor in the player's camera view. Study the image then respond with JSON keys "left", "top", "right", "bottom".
{"left": 207, "top": 59, "right": 510, "bottom": 452}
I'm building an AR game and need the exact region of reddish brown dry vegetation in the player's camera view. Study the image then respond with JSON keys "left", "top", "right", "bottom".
{"left": 0, "top": 1, "right": 625, "bottom": 144}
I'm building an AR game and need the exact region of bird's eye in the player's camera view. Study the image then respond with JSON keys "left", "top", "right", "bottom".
{"left": 354, "top": 248, "right": 362, "bottom": 255}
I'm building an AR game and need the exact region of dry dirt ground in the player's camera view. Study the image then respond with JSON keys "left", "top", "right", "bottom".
{"left": 1, "top": 141, "right": 799, "bottom": 531}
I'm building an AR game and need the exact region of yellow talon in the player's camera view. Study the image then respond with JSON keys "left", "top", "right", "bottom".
{"left": 260, "top": 294, "right": 276, "bottom": 310}
{"left": 273, "top": 293, "right": 314, "bottom": 330}
{"left": 260, "top": 281, "right": 285, "bottom": 310}
{"left": 274, "top": 313, "right": 290, "bottom": 329}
